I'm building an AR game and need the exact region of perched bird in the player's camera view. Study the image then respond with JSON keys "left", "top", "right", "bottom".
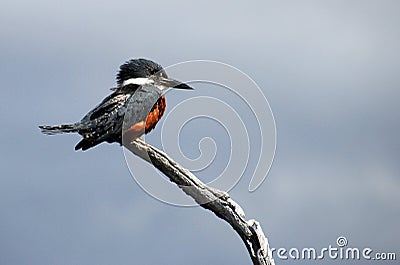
{"left": 39, "top": 58, "right": 193, "bottom": 151}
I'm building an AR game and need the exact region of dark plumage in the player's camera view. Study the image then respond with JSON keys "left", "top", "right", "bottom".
{"left": 39, "top": 58, "right": 192, "bottom": 151}
{"left": 116, "top": 58, "right": 166, "bottom": 86}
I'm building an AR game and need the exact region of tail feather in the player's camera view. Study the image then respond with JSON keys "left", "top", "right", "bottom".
{"left": 74, "top": 139, "right": 98, "bottom": 151}
{"left": 39, "top": 124, "right": 78, "bottom": 135}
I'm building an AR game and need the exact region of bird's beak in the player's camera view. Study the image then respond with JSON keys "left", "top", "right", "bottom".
{"left": 160, "top": 77, "right": 194, "bottom": 90}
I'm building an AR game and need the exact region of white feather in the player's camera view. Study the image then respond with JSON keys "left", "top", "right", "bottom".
{"left": 122, "top": 77, "right": 154, "bottom": 86}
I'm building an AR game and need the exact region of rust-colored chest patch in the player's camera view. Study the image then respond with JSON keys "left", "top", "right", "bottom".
{"left": 145, "top": 96, "right": 166, "bottom": 133}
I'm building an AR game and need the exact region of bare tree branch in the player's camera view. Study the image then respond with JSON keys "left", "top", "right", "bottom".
{"left": 125, "top": 138, "right": 275, "bottom": 265}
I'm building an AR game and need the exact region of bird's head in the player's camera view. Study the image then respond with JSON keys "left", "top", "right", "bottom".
{"left": 116, "top": 58, "right": 193, "bottom": 90}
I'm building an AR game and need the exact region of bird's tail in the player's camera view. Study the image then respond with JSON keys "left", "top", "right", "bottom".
{"left": 39, "top": 124, "right": 78, "bottom": 135}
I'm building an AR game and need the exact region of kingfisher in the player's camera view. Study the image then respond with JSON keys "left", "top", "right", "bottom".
{"left": 39, "top": 58, "right": 193, "bottom": 151}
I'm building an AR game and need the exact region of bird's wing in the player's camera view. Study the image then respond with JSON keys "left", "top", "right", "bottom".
{"left": 75, "top": 91, "right": 131, "bottom": 141}
{"left": 74, "top": 91, "right": 131, "bottom": 150}
{"left": 85, "top": 93, "right": 130, "bottom": 120}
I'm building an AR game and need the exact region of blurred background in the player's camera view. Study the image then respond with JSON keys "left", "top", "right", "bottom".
{"left": 0, "top": 0, "right": 399, "bottom": 264}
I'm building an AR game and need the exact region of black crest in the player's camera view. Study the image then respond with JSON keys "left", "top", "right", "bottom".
{"left": 116, "top": 58, "right": 166, "bottom": 86}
